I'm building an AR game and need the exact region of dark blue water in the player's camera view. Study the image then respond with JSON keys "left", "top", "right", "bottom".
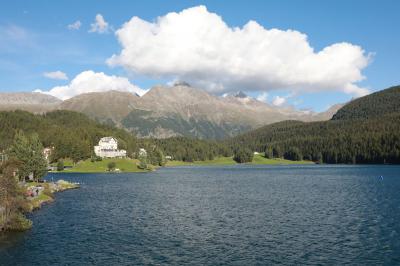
{"left": 1, "top": 165, "right": 400, "bottom": 265}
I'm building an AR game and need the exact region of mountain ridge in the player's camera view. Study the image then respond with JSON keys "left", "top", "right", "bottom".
{"left": 0, "top": 84, "right": 343, "bottom": 139}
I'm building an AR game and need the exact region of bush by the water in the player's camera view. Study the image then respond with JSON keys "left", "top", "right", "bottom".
{"left": 107, "top": 161, "right": 116, "bottom": 171}
{"left": 233, "top": 148, "right": 254, "bottom": 163}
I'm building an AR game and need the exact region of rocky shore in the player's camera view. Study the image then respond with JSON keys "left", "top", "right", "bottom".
{"left": 0, "top": 180, "right": 79, "bottom": 232}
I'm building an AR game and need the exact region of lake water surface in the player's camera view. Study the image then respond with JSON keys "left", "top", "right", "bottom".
{"left": 1, "top": 165, "right": 400, "bottom": 265}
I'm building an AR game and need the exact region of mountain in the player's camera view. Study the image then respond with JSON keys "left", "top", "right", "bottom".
{"left": 0, "top": 92, "right": 61, "bottom": 113}
{"left": 332, "top": 85, "right": 400, "bottom": 120}
{"left": 228, "top": 85, "right": 400, "bottom": 164}
{"left": 59, "top": 90, "right": 141, "bottom": 126}
{"left": 120, "top": 84, "right": 338, "bottom": 139}
{"left": 0, "top": 84, "right": 342, "bottom": 139}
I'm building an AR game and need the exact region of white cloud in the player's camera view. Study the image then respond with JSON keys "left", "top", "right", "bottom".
{"left": 43, "top": 71, "right": 68, "bottom": 80}
{"left": 89, "top": 14, "right": 110, "bottom": 34}
{"left": 67, "top": 20, "right": 81, "bottom": 30}
{"left": 36, "top": 70, "right": 146, "bottom": 100}
{"left": 272, "top": 96, "right": 286, "bottom": 106}
{"left": 108, "top": 5, "right": 371, "bottom": 97}
{"left": 256, "top": 92, "right": 268, "bottom": 102}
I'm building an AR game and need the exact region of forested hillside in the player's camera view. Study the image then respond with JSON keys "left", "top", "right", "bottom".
{"left": 0, "top": 110, "right": 138, "bottom": 162}
{"left": 332, "top": 85, "right": 400, "bottom": 120}
{"left": 228, "top": 85, "right": 400, "bottom": 164}
{"left": 141, "top": 137, "right": 231, "bottom": 162}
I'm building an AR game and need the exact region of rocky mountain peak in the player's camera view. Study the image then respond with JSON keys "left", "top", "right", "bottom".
{"left": 233, "top": 91, "right": 248, "bottom": 98}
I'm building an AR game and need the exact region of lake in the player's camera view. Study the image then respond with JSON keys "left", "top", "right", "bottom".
{"left": 1, "top": 165, "right": 400, "bottom": 265}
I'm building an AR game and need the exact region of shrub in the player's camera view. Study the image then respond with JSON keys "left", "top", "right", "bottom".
{"left": 107, "top": 161, "right": 116, "bottom": 171}
{"left": 233, "top": 148, "right": 253, "bottom": 163}
{"left": 56, "top": 160, "right": 64, "bottom": 171}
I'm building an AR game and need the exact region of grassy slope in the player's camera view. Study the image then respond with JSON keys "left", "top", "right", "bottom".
{"left": 251, "top": 154, "right": 312, "bottom": 165}
{"left": 58, "top": 154, "right": 312, "bottom": 172}
{"left": 63, "top": 158, "right": 148, "bottom": 173}
{"left": 166, "top": 154, "right": 313, "bottom": 167}
{"left": 50, "top": 158, "right": 74, "bottom": 167}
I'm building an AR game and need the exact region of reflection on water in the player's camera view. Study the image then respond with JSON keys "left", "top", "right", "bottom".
{"left": 1, "top": 165, "right": 400, "bottom": 265}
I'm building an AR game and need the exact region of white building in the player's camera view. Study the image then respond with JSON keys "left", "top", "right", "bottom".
{"left": 138, "top": 148, "right": 147, "bottom": 158}
{"left": 94, "top": 137, "right": 126, "bottom": 158}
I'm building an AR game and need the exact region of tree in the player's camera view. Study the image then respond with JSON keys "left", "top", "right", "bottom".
{"left": 265, "top": 146, "right": 273, "bottom": 159}
{"left": 57, "top": 160, "right": 64, "bottom": 171}
{"left": 284, "top": 148, "right": 303, "bottom": 161}
{"left": 233, "top": 148, "right": 253, "bottom": 163}
{"left": 107, "top": 161, "right": 116, "bottom": 171}
{"left": 8, "top": 131, "right": 47, "bottom": 181}
{"left": 29, "top": 134, "right": 48, "bottom": 181}
{"left": 152, "top": 148, "right": 166, "bottom": 166}
{"left": 273, "top": 146, "right": 282, "bottom": 158}
{"left": 138, "top": 153, "right": 148, "bottom": 169}
{"left": 315, "top": 152, "right": 323, "bottom": 164}
{"left": 0, "top": 158, "right": 31, "bottom": 231}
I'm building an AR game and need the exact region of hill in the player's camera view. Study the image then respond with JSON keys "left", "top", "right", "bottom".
{"left": 228, "top": 85, "right": 400, "bottom": 164}
{"left": 332, "top": 85, "right": 400, "bottom": 120}
{"left": 59, "top": 90, "right": 141, "bottom": 126}
{"left": 0, "top": 110, "right": 138, "bottom": 163}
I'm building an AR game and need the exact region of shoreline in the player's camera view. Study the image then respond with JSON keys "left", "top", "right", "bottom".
{"left": 0, "top": 180, "right": 79, "bottom": 233}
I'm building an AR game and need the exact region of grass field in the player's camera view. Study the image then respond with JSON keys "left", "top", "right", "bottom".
{"left": 62, "top": 158, "right": 150, "bottom": 173}
{"left": 166, "top": 154, "right": 314, "bottom": 167}
{"left": 50, "top": 158, "right": 74, "bottom": 167}
{"left": 56, "top": 153, "right": 313, "bottom": 173}
{"left": 251, "top": 154, "right": 313, "bottom": 165}
{"left": 166, "top": 156, "right": 236, "bottom": 166}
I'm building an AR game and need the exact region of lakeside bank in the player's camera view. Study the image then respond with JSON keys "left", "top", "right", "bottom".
{"left": 166, "top": 154, "right": 314, "bottom": 167}
{"left": 0, "top": 180, "right": 79, "bottom": 232}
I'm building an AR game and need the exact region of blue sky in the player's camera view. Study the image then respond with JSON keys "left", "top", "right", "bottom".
{"left": 0, "top": 0, "right": 399, "bottom": 111}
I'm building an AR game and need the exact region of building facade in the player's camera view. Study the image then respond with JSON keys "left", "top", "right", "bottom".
{"left": 94, "top": 137, "right": 127, "bottom": 158}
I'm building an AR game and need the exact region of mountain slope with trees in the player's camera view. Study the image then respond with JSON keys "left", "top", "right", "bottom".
{"left": 228, "top": 85, "right": 400, "bottom": 164}
{"left": 0, "top": 83, "right": 340, "bottom": 139}
{"left": 332, "top": 85, "right": 400, "bottom": 120}
{"left": 0, "top": 110, "right": 138, "bottom": 163}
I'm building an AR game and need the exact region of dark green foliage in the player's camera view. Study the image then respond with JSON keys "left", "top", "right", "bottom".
{"left": 107, "top": 161, "right": 116, "bottom": 171}
{"left": 229, "top": 114, "right": 400, "bottom": 164}
{"left": 0, "top": 159, "right": 31, "bottom": 231}
{"left": 141, "top": 137, "right": 229, "bottom": 162}
{"left": 233, "top": 148, "right": 253, "bottom": 163}
{"left": 148, "top": 148, "right": 166, "bottom": 166}
{"left": 315, "top": 152, "right": 323, "bottom": 164}
{"left": 272, "top": 146, "right": 282, "bottom": 158}
{"left": 227, "top": 85, "right": 400, "bottom": 164}
{"left": 283, "top": 147, "right": 302, "bottom": 161}
{"left": 8, "top": 131, "right": 47, "bottom": 181}
{"left": 56, "top": 160, "right": 64, "bottom": 171}
{"left": 0, "top": 110, "right": 138, "bottom": 163}
{"left": 264, "top": 146, "right": 273, "bottom": 159}
{"left": 332, "top": 85, "right": 400, "bottom": 120}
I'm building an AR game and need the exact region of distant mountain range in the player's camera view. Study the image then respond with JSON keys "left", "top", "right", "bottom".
{"left": 0, "top": 83, "right": 342, "bottom": 139}
{"left": 0, "top": 92, "right": 61, "bottom": 113}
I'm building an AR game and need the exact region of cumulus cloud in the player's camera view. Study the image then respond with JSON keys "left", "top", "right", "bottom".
{"left": 89, "top": 14, "right": 110, "bottom": 34}
{"left": 36, "top": 70, "right": 146, "bottom": 100}
{"left": 256, "top": 92, "right": 268, "bottom": 103}
{"left": 272, "top": 96, "right": 286, "bottom": 106}
{"left": 43, "top": 71, "right": 68, "bottom": 80}
{"left": 108, "top": 5, "right": 371, "bottom": 97}
{"left": 67, "top": 20, "right": 81, "bottom": 30}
